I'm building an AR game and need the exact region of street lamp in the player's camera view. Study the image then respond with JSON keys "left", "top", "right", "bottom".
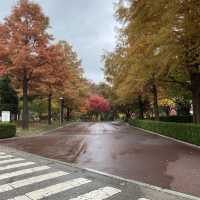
{"left": 59, "top": 97, "right": 64, "bottom": 125}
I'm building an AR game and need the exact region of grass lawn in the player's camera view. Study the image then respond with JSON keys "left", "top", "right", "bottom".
{"left": 16, "top": 121, "right": 66, "bottom": 137}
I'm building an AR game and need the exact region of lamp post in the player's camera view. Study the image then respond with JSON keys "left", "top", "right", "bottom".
{"left": 59, "top": 97, "right": 64, "bottom": 125}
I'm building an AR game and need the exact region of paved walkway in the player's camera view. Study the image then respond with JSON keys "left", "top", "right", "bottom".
{"left": 0, "top": 145, "right": 198, "bottom": 200}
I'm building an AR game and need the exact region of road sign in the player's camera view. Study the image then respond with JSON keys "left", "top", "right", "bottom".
{"left": 2, "top": 111, "right": 11, "bottom": 122}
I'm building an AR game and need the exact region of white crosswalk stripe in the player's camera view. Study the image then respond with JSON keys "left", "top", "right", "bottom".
{"left": 9, "top": 196, "right": 30, "bottom": 200}
{"left": 8, "top": 178, "right": 92, "bottom": 200}
{"left": 0, "top": 158, "right": 25, "bottom": 165}
{"left": 0, "top": 166, "right": 50, "bottom": 180}
{"left": 0, "top": 155, "right": 14, "bottom": 159}
{"left": 69, "top": 186, "right": 121, "bottom": 200}
{"left": 0, "top": 171, "right": 68, "bottom": 193}
{"left": 0, "top": 152, "right": 6, "bottom": 155}
{"left": 0, "top": 162, "right": 35, "bottom": 171}
{"left": 138, "top": 198, "right": 151, "bottom": 200}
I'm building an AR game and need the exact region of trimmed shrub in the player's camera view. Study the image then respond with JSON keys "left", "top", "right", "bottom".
{"left": 129, "top": 119, "right": 200, "bottom": 146}
{"left": 0, "top": 123, "right": 16, "bottom": 139}
{"left": 159, "top": 116, "right": 193, "bottom": 123}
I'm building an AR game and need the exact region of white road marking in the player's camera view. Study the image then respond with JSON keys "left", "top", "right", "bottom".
{"left": 0, "top": 158, "right": 25, "bottom": 165}
{"left": 0, "top": 155, "right": 13, "bottom": 159}
{"left": 138, "top": 198, "right": 151, "bottom": 200}
{"left": 9, "top": 196, "right": 31, "bottom": 200}
{"left": 0, "top": 152, "right": 6, "bottom": 155}
{"left": 0, "top": 162, "right": 35, "bottom": 171}
{"left": 8, "top": 178, "right": 91, "bottom": 200}
{"left": 69, "top": 186, "right": 121, "bottom": 200}
{"left": 0, "top": 166, "right": 50, "bottom": 180}
{"left": 0, "top": 171, "right": 68, "bottom": 193}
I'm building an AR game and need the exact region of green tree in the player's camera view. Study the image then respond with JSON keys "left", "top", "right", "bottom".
{"left": 0, "top": 76, "right": 18, "bottom": 117}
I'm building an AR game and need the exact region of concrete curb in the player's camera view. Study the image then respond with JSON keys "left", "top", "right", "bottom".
{"left": 0, "top": 144, "right": 199, "bottom": 200}
{"left": 130, "top": 125, "right": 200, "bottom": 150}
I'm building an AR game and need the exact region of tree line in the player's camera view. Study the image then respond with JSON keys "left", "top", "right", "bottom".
{"left": 0, "top": 0, "right": 89, "bottom": 128}
{"left": 103, "top": 0, "right": 200, "bottom": 123}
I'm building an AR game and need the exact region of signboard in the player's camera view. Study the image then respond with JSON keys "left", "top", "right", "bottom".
{"left": 2, "top": 111, "right": 11, "bottom": 122}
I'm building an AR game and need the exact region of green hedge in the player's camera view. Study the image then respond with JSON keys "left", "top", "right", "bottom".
{"left": 159, "top": 116, "right": 193, "bottom": 123}
{"left": 129, "top": 119, "right": 200, "bottom": 146}
{"left": 0, "top": 123, "right": 16, "bottom": 139}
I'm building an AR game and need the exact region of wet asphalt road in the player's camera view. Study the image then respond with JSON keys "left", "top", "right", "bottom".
{"left": 0, "top": 122, "right": 200, "bottom": 197}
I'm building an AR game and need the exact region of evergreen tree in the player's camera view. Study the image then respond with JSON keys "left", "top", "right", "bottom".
{"left": 0, "top": 76, "right": 18, "bottom": 116}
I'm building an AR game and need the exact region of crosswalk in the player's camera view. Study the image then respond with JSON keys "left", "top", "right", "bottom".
{"left": 0, "top": 151, "right": 153, "bottom": 200}
{"left": 0, "top": 151, "right": 122, "bottom": 200}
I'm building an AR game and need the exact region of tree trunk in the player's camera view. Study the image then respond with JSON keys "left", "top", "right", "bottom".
{"left": 13, "top": 112, "right": 18, "bottom": 121}
{"left": 191, "top": 73, "right": 200, "bottom": 124}
{"left": 152, "top": 84, "right": 159, "bottom": 121}
{"left": 125, "top": 109, "right": 131, "bottom": 121}
{"left": 22, "top": 74, "right": 29, "bottom": 129}
{"left": 138, "top": 95, "right": 144, "bottom": 119}
{"left": 18, "top": 111, "right": 21, "bottom": 121}
{"left": 164, "top": 106, "right": 170, "bottom": 116}
{"left": 48, "top": 93, "right": 52, "bottom": 125}
{"left": 66, "top": 107, "right": 70, "bottom": 121}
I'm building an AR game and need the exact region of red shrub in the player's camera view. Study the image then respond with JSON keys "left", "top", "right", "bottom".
{"left": 87, "top": 95, "right": 110, "bottom": 113}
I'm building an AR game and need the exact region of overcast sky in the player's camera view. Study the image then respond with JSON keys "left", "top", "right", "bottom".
{"left": 0, "top": 0, "right": 117, "bottom": 83}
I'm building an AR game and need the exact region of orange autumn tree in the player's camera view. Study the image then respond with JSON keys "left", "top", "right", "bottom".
{"left": 1, "top": 0, "right": 53, "bottom": 129}
{"left": 0, "top": 24, "right": 9, "bottom": 74}
{"left": 37, "top": 44, "right": 69, "bottom": 125}
{"left": 59, "top": 41, "right": 89, "bottom": 120}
